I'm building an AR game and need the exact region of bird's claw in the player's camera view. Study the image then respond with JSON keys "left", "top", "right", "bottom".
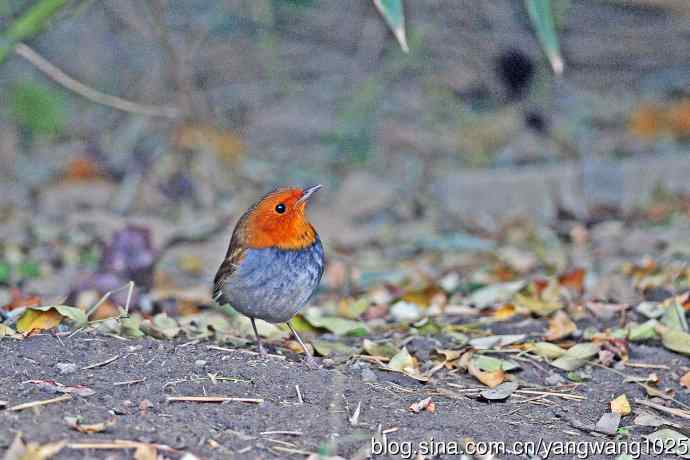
{"left": 304, "top": 355, "right": 320, "bottom": 369}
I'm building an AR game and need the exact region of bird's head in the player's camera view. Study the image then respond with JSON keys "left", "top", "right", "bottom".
{"left": 240, "top": 185, "right": 322, "bottom": 250}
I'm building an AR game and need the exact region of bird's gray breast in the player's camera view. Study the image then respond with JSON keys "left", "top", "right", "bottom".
{"left": 222, "top": 239, "right": 324, "bottom": 323}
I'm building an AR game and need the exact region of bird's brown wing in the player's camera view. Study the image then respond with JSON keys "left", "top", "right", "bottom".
{"left": 212, "top": 245, "right": 246, "bottom": 303}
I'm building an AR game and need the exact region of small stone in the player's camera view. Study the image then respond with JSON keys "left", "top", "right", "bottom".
{"left": 56, "top": 362, "right": 77, "bottom": 374}
{"left": 361, "top": 367, "right": 378, "bottom": 383}
{"left": 194, "top": 360, "right": 207, "bottom": 368}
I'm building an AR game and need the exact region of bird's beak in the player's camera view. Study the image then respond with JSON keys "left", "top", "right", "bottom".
{"left": 296, "top": 184, "right": 323, "bottom": 205}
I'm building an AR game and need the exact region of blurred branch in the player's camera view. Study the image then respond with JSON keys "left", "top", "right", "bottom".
{"left": 14, "top": 43, "right": 180, "bottom": 118}
{"left": 0, "top": 0, "right": 67, "bottom": 64}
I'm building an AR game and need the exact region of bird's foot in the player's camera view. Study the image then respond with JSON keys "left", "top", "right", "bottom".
{"left": 304, "top": 354, "right": 320, "bottom": 369}
{"left": 257, "top": 342, "right": 267, "bottom": 358}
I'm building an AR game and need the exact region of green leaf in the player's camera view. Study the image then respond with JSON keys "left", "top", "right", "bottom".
{"left": 311, "top": 339, "right": 353, "bottom": 357}
{"left": 362, "top": 338, "right": 399, "bottom": 359}
{"left": 17, "top": 261, "right": 41, "bottom": 279}
{"left": 467, "top": 281, "right": 526, "bottom": 309}
{"left": 301, "top": 309, "right": 368, "bottom": 336}
{"left": 0, "top": 262, "right": 10, "bottom": 283}
{"left": 660, "top": 328, "right": 690, "bottom": 356}
{"left": 525, "top": 0, "right": 564, "bottom": 74}
{"left": 661, "top": 302, "right": 688, "bottom": 332}
{"left": 551, "top": 342, "right": 600, "bottom": 371}
{"left": 628, "top": 320, "right": 659, "bottom": 342}
{"left": 9, "top": 81, "right": 67, "bottom": 138}
{"left": 472, "top": 355, "right": 520, "bottom": 372}
{"left": 372, "top": 0, "right": 409, "bottom": 53}
{"left": 530, "top": 341, "right": 566, "bottom": 359}
{"left": 0, "top": 0, "right": 69, "bottom": 63}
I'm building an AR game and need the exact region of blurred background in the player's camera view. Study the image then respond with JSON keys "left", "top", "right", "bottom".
{"left": 1, "top": 0, "right": 689, "bottom": 319}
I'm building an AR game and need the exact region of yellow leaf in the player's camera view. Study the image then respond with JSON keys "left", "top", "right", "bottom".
{"left": 493, "top": 303, "right": 517, "bottom": 320}
{"left": 468, "top": 360, "right": 506, "bottom": 388}
{"left": 681, "top": 371, "right": 690, "bottom": 389}
{"left": 4, "top": 434, "right": 65, "bottom": 460}
{"left": 544, "top": 311, "right": 577, "bottom": 341}
{"left": 16, "top": 308, "right": 63, "bottom": 334}
{"left": 610, "top": 394, "right": 631, "bottom": 416}
{"left": 175, "top": 124, "right": 244, "bottom": 164}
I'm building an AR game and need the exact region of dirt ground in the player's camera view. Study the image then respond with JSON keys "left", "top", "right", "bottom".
{"left": 2, "top": 332, "right": 688, "bottom": 460}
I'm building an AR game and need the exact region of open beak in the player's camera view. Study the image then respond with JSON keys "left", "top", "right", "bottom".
{"left": 296, "top": 184, "right": 323, "bottom": 205}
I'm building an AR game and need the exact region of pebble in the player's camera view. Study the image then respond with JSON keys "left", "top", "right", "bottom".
{"left": 56, "top": 362, "right": 77, "bottom": 374}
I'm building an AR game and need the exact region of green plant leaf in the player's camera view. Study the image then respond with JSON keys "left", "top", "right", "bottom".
{"left": 661, "top": 328, "right": 690, "bottom": 356}
{"left": 301, "top": 308, "right": 368, "bottom": 336}
{"left": 372, "top": 0, "right": 409, "bottom": 53}
{"left": 525, "top": 0, "right": 564, "bottom": 74}
{"left": 9, "top": 81, "right": 67, "bottom": 138}
{"left": 551, "top": 342, "right": 600, "bottom": 371}
{"left": 0, "top": 0, "right": 69, "bottom": 63}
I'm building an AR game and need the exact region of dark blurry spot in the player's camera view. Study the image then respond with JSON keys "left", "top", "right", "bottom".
{"left": 643, "top": 286, "right": 672, "bottom": 302}
{"left": 159, "top": 172, "right": 197, "bottom": 203}
{"left": 496, "top": 48, "right": 535, "bottom": 100}
{"left": 101, "top": 225, "right": 155, "bottom": 287}
{"left": 524, "top": 109, "right": 548, "bottom": 134}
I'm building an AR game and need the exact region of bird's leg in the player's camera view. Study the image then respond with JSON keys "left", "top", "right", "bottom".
{"left": 250, "top": 318, "right": 266, "bottom": 357}
{"left": 287, "top": 320, "right": 318, "bottom": 368}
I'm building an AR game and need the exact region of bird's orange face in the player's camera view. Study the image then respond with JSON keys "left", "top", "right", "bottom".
{"left": 242, "top": 186, "right": 321, "bottom": 250}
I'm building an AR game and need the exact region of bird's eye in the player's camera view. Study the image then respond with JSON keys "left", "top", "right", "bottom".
{"left": 275, "top": 203, "right": 286, "bottom": 214}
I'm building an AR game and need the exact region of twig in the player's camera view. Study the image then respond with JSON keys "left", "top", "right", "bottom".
{"left": 260, "top": 431, "right": 303, "bottom": 436}
{"left": 113, "top": 378, "right": 146, "bottom": 386}
{"left": 207, "top": 345, "right": 286, "bottom": 360}
{"left": 166, "top": 396, "right": 263, "bottom": 404}
{"left": 625, "top": 362, "right": 670, "bottom": 370}
{"left": 8, "top": 394, "right": 71, "bottom": 411}
{"left": 635, "top": 399, "right": 690, "bottom": 420}
{"left": 67, "top": 440, "right": 176, "bottom": 451}
{"left": 295, "top": 385, "right": 303, "bottom": 404}
{"left": 14, "top": 43, "right": 179, "bottom": 118}
{"left": 271, "top": 446, "right": 317, "bottom": 456}
{"left": 82, "top": 355, "right": 119, "bottom": 370}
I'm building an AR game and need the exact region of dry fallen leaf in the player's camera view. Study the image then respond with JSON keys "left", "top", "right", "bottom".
{"left": 680, "top": 371, "right": 690, "bottom": 389}
{"left": 25, "top": 380, "right": 95, "bottom": 397}
{"left": 610, "top": 394, "right": 632, "bottom": 416}
{"left": 408, "top": 397, "right": 435, "bottom": 413}
{"left": 4, "top": 434, "right": 65, "bottom": 460}
{"left": 16, "top": 308, "right": 62, "bottom": 335}
{"left": 544, "top": 311, "right": 577, "bottom": 341}
{"left": 468, "top": 360, "right": 506, "bottom": 388}
{"left": 134, "top": 444, "right": 158, "bottom": 460}
{"left": 64, "top": 416, "right": 115, "bottom": 433}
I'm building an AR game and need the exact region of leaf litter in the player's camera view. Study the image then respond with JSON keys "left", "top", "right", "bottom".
{"left": 3, "top": 181, "right": 690, "bottom": 457}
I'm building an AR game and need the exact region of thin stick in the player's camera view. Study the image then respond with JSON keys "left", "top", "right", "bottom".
{"left": 67, "top": 441, "right": 176, "bottom": 451}
{"left": 166, "top": 396, "right": 263, "bottom": 404}
{"left": 80, "top": 281, "right": 136, "bottom": 322}
{"left": 8, "top": 394, "right": 71, "bottom": 411}
{"left": 82, "top": 355, "right": 119, "bottom": 370}
{"left": 271, "top": 446, "right": 316, "bottom": 456}
{"left": 113, "top": 378, "right": 146, "bottom": 386}
{"left": 207, "top": 345, "right": 286, "bottom": 360}
{"left": 625, "top": 362, "right": 670, "bottom": 370}
{"left": 260, "top": 431, "right": 303, "bottom": 436}
{"left": 514, "top": 390, "right": 585, "bottom": 401}
{"left": 14, "top": 44, "right": 179, "bottom": 118}
{"left": 295, "top": 385, "right": 303, "bottom": 404}
{"left": 635, "top": 399, "right": 690, "bottom": 420}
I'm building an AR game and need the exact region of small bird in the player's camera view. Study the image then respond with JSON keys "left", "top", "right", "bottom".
{"left": 213, "top": 185, "right": 325, "bottom": 365}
